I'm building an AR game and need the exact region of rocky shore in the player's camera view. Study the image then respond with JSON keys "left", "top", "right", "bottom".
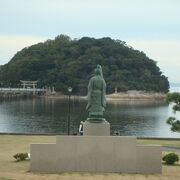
{"left": 106, "top": 91, "right": 166, "bottom": 101}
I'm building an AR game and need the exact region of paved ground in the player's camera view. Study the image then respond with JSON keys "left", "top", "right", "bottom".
{"left": 1, "top": 166, "right": 180, "bottom": 180}
{"left": 163, "top": 146, "right": 180, "bottom": 152}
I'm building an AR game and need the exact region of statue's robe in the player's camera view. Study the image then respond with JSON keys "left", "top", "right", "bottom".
{"left": 86, "top": 74, "right": 106, "bottom": 119}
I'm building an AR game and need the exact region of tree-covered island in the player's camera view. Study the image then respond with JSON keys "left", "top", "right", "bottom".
{"left": 0, "top": 35, "right": 169, "bottom": 95}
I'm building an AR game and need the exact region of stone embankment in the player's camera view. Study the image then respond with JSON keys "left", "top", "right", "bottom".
{"left": 106, "top": 91, "right": 166, "bottom": 101}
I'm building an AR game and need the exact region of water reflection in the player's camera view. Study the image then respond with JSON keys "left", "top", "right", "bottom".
{"left": 0, "top": 97, "right": 179, "bottom": 137}
{"left": 106, "top": 100, "right": 169, "bottom": 136}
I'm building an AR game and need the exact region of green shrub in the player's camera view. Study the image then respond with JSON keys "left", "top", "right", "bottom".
{"left": 13, "top": 153, "right": 28, "bottom": 161}
{"left": 162, "top": 153, "right": 179, "bottom": 165}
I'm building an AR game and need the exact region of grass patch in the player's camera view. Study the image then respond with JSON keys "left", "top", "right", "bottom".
{"left": 0, "top": 135, "right": 55, "bottom": 173}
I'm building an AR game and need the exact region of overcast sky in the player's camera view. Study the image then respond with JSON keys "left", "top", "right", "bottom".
{"left": 0, "top": 0, "right": 180, "bottom": 83}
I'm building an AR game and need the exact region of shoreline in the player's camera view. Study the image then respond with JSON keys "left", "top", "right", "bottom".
{"left": 45, "top": 91, "right": 166, "bottom": 101}
{"left": 106, "top": 92, "right": 166, "bottom": 101}
{"left": 0, "top": 91, "right": 167, "bottom": 101}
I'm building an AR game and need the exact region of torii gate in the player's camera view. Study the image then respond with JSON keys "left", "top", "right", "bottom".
{"left": 20, "top": 80, "right": 38, "bottom": 89}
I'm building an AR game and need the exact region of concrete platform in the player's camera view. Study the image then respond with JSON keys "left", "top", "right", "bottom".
{"left": 30, "top": 136, "right": 162, "bottom": 173}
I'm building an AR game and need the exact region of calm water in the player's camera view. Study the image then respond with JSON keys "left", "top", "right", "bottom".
{"left": 170, "top": 86, "right": 180, "bottom": 92}
{"left": 0, "top": 97, "right": 180, "bottom": 138}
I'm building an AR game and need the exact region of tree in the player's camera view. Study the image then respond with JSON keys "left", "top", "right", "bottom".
{"left": 166, "top": 92, "right": 180, "bottom": 132}
{"left": 0, "top": 34, "right": 169, "bottom": 94}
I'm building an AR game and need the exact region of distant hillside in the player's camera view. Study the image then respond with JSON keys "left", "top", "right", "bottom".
{"left": 0, "top": 35, "right": 169, "bottom": 94}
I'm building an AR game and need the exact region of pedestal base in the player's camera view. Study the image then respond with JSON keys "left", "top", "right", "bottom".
{"left": 83, "top": 120, "right": 110, "bottom": 136}
{"left": 30, "top": 136, "right": 162, "bottom": 173}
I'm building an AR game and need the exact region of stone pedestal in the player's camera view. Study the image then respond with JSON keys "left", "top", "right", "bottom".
{"left": 83, "top": 121, "right": 110, "bottom": 136}
{"left": 30, "top": 136, "right": 162, "bottom": 173}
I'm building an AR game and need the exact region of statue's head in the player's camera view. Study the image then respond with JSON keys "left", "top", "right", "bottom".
{"left": 95, "top": 64, "right": 103, "bottom": 77}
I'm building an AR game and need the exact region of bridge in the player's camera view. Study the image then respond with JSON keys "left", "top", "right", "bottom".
{"left": 0, "top": 88, "right": 46, "bottom": 96}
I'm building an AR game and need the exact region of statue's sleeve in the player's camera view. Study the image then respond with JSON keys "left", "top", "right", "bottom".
{"left": 86, "top": 78, "right": 93, "bottom": 110}
{"left": 102, "top": 79, "right": 106, "bottom": 108}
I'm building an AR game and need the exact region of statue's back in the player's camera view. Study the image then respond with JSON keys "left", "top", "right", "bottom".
{"left": 86, "top": 65, "right": 106, "bottom": 122}
{"left": 91, "top": 76, "right": 103, "bottom": 91}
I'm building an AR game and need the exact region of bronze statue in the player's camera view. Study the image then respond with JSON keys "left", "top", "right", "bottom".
{"left": 86, "top": 64, "right": 106, "bottom": 122}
